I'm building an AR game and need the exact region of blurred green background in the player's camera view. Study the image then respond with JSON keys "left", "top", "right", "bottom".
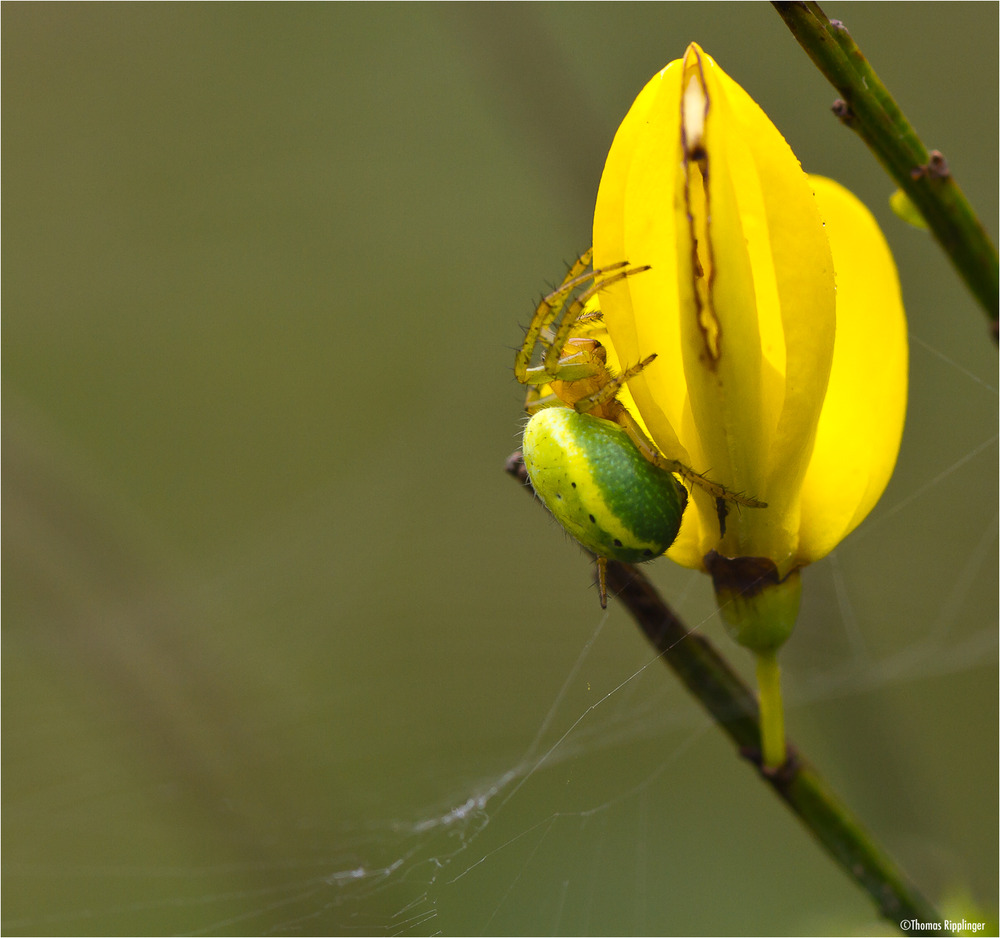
{"left": 4, "top": 3, "right": 997, "bottom": 935}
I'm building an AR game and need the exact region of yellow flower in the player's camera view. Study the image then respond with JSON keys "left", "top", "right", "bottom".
{"left": 590, "top": 44, "right": 907, "bottom": 767}
{"left": 593, "top": 43, "right": 907, "bottom": 589}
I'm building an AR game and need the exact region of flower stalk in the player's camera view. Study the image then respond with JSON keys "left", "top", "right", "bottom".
{"left": 754, "top": 650, "right": 786, "bottom": 770}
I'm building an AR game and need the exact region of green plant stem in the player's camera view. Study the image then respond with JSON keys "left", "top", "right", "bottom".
{"left": 772, "top": 1, "right": 999, "bottom": 327}
{"left": 755, "top": 650, "right": 787, "bottom": 770}
{"left": 506, "top": 451, "right": 948, "bottom": 933}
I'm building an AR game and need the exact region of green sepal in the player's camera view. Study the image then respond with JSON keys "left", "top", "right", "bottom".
{"left": 705, "top": 552, "right": 802, "bottom": 653}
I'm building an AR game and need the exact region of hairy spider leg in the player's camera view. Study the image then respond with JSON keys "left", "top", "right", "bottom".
{"left": 514, "top": 257, "right": 634, "bottom": 387}
{"left": 569, "top": 353, "right": 658, "bottom": 413}
{"left": 514, "top": 249, "right": 596, "bottom": 384}
{"left": 615, "top": 407, "right": 765, "bottom": 507}
{"left": 596, "top": 556, "right": 609, "bottom": 609}
{"left": 522, "top": 385, "right": 562, "bottom": 415}
{"left": 540, "top": 265, "right": 650, "bottom": 377}
{"left": 519, "top": 262, "right": 631, "bottom": 384}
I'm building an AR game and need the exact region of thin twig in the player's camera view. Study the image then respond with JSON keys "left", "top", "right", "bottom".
{"left": 772, "top": 1, "right": 998, "bottom": 330}
{"left": 507, "top": 450, "right": 948, "bottom": 932}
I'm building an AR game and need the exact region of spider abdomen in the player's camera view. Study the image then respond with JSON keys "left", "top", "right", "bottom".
{"left": 522, "top": 407, "right": 687, "bottom": 564}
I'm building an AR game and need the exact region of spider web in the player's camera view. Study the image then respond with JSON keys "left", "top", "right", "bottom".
{"left": 4, "top": 323, "right": 997, "bottom": 938}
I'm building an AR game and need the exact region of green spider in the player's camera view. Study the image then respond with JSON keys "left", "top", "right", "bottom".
{"left": 514, "top": 247, "right": 764, "bottom": 606}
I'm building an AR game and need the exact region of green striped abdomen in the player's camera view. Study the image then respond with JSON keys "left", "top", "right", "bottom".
{"left": 522, "top": 408, "right": 687, "bottom": 563}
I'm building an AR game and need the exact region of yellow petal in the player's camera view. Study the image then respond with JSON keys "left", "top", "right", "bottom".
{"left": 797, "top": 176, "right": 908, "bottom": 563}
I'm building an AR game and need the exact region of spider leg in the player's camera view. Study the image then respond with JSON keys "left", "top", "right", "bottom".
{"left": 514, "top": 249, "right": 599, "bottom": 383}
{"left": 541, "top": 263, "right": 650, "bottom": 373}
{"left": 520, "top": 336, "right": 609, "bottom": 388}
{"left": 523, "top": 387, "right": 564, "bottom": 415}
{"left": 616, "top": 408, "right": 766, "bottom": 508}
{"left": 571, "top": 353, "right": 658, "bottom": 412}
{"left": 596, "top": 556, "right": 608, "bottom": 609}
{"left": 573, "top": 310, "right": 605, "bottom": 330}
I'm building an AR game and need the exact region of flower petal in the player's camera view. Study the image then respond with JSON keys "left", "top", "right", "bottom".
{"left": 797, "top": 176, "right": 908, "bottom": 563}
